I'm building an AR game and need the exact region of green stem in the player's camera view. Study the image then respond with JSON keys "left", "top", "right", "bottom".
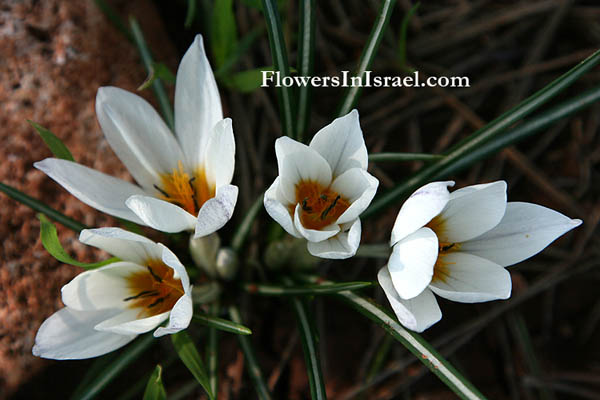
{"left": 231, "top": 192, "right": 264, "bottom": 253}
{"left": 206, "top": 302, "right": 220, "bottom": 397}
{"left": 192, "top": 314, "right": 252, "bottom": 335}
{"left": 296, "top": 0, "right": 316, "bottom": 142}
{"left": 243, "top": 281, "right": 373, "bottom": 296}
{"left": 368, "top": 152, "right": 443, "bottom": 163}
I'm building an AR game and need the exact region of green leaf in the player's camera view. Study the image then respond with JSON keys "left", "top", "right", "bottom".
{"left": 243, "top": 281, "right": 373, "bottom": 296}
{"left": 206, "top": 302, "right": 220, "bottom": 397}
{"left": 215, "top": 25, "right": 264, "bottom": 78}
{"left": 224, "top": 67, "right": 273, "bottom": 93}
{"left": 369, "top": 152, "right": 443, "bottom": 163}
{"left": 397, "top": 2, "right": 420, "bottom": 71}
{"left": 296, "top": 0, "right": 316, "bottom": 142}
{"left": 231, "top": 192, "right": 264, "bottom": 252}
{"left": 28, "top": 120, "right": 74, "bottom": 161}
{"left": 38, "top": 214, "right": 117, "bottom": 269}
{"left": 211, "top": 0, "right": 238, "bottom": 68}
{"left": 0, "top": 182, "right": 87, "bottom": 232}
{"left": 143, "top": 365, "right": 167, "bottom": 400}
{"left": 192, "top": 313, "right": 252, "bottom": 335}
{"left": 184, "top": 0, "right": 197, "bottom": 29}
{"left": 138, "top": 62, "right": 176, "bottom": 91}
{"left": 171, "top": 331, "right": 214, "bottom": 400}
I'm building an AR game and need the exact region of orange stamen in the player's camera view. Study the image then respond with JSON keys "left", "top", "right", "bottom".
{"left": 289, "top": 180, "right": 350, "bottom": 230}
{"left": 157, "top": 161, "right": 215, "bottom": 215}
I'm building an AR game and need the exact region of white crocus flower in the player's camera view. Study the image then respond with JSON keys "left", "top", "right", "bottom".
{"left": 34, "top": 35, "right": 237, "bottom": 238}
{"left": 378, "top": 180, "right": 582, "bottom": 332}
{"left": 33, "top": 228, "right": 192, "bottom": 360}
{"left": 264, "top": 110, "right": 379, "bottom": 259}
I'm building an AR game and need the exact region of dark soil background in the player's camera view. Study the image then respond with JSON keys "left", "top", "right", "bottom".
{"left": 2, "top": 0, "right": 599, "bottom": 399}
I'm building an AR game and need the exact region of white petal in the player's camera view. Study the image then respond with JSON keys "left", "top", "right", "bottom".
{"left": 293, "top": 204, "right": 340, "bottom": 242}
{"left": 126, "top": 195, "right": 197, "bottom": 233}
{"left": 388, "top": 227, "right": 438, "bottom": 300}
{"left": 307, "top": 219, "right": 361, "bottom": 259}
{"left": 34, "top": 158, "right": 146, "bottom": 224}
{"left": 194, "top": 184, "right": 238, "bottom": 238}
{"left": 154, "top": 294, "right": 193, "bottom": 337}
{"left": 437, "top": 181, "right": 507, "bottom": 243}
{"left": 275, "top": 136, "right": 309, "bottom": 174}
{"left": 460, "top": 202, "right": 582, "bottom": 267}
{"left": 204, "top": 118, "right": 235, "bottom": 188}
{"left": 330, "top": 168, "right": 379, "bottom": 224}
{"left": 378, "top": 267, "right": 441, "bottom": 333}
{"left": 309, "top": 109, "right": 368, "bottom": 177}
{"left": 175, "top": 35, "right": 223, "bottom": 167}
{"left": 95, "top": 309, "right": 169, "bottom": 335}
{"left": 264, "top": 178, "right": 301, "bottom": 238}
{"left": 429, "top": 252, "right": 512, "bottom": 303}
{"left": 390, "top": 181, "right": 454, "bottom": 246}
{"left": 32, "top": 307, "right": 136, "bottom": 360}
{"left": 96, "top": 87, "right": 184, "bottom": 190}
{"left": 160, "top": 244, "right": 191, "bottom": 293}
{"left": 61, "top": 262, "right": 146, "bottom": 311}
{"left": 278, "top": 148, "right": 333, "bottom": 204}
{"left": 79, "top": 227, "right": 162, "bottom": 264}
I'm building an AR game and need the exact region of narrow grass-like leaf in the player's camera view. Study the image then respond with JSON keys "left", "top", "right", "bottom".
{"left": 138, "top": 62, "right": 176, "bottom": 91}
{"left": 192, "top": 314, "right": 252, "bottom": 335}
{"left": 364, "top": 49, "right": 600, "bottom": 218}
{"left": 171, "top": 331, "right": 214, "bottom": 400}
{"left": 366, "top": 334, "right": 393, "bottom": 383}
{"left": 211, "top": 0, "right": 238, "bottom": 68}
{"left": 261, "top": 0, "right": 296, "bottom": 138}
{"left": 184, "top": 0, "right": 197, "bottom": 29}
{"left": 143, "top": 365, "right": 167, "bottom": 400}
{"left": 231, "top": 192, "right": 264, "bottom": 252}
{"left": 206, "top": 302, "right": 220, "bottom": 397}
{"left": 70, "top": 334, "right": 155, "bottom": 400}
{"left": 28, "top": 120, "right": 74, "bottom": 161}
{"left": 228, "top": 305, "right": 272, "bottom": 400}
{"left": 369, "top": 152, "right": 443, "bottom": 163}
{"left": 243, "top": 281, "right": 373, "bottom": 296}
{"left": 38, "top": 214, "right": 118, "bottom": 269}
{"left": 215, "top": 25, "right": 264, "bottom": 78}
{"left": 296, "top": 0, "right": 316, "bottom": 142}
{"left": 337, "top": 0, "right": 397, "bottom": 116}
{"left": 397, "top": 2, "right": 420, "bottom": 71}
{"left": 92, "top": 0, "right": 133, "bottom": 41}
{"left": 129, "top": 17, "right": 174, "bottom": 130}
{"left": 0, "top": 182, "right": 87, "bottom": 232}
{"left": 355, "top": 244, "right": 390, "bottom": 258}
{"left": 224, "top": 67, "right": 274, "bottom": 93}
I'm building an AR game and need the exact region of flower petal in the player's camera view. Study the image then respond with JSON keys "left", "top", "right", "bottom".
{"left": 390, "top": 181, "right": 454, "bottom": 246}
{"left": 293, "top": 204, "right": 340, "bottom": 242}
{"left": 126, "top": 195, "right": 197, "bottom": 233}
{"left": 388, "top": 227, "right": 438, "bottom": 300}
{"left": 204, "top": 118, "right": 235, "bottom": 188}
{"left": 160, "top": 244, "right": 191, "bottom": 293}
{"left": 153, "top": 294, "right": 193, "bottom": 337}
{"left": 278, "top": 147, "right": 333, "bottom": 204}
{"left": 309, "top": 109, "right": 368, "bottom": 177}
{"left": 79, "top": 227, "right": 162, "bottom": 264}
{"left": 429, "top": 252, "right": 512, "bottom": 303}
{"left": 307, "top": 219, "right": 361, "bottom": 259}
{"left": 175, "top": 35, "right": 223, "bottom": 167}
{"left": 264, "top": 178, "right": 301, "bottom": 238}
{"left": 437, "top": 181, "right": 507, "bottom": 243}
{"left": 94, "top": 309, "right": 169, "bottom": 335}
{"left": 61, "top": 262, "right": 146, "bottom": 311}
{"left": 194, "top": 184, "right": 238, "bottom": 238}
{"left": 378, "top": 267, "right": 441, "bottom": 333}
{"left": 96, "top": 86, "right": 184, "bottom": 190}
{"left": 34, "top": 158, "right": 146, "bottom": 224}
{"left": 32, "top": 307, "right": 136, "bottom": 360}
{"left": 330, "top": 168, "right": 379, "bottom": 224}
{"left": 460, "top": 202, "right": 582, "bottom": 267}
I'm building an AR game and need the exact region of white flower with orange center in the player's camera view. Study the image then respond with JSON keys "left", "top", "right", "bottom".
{"left": 34, "top": 35, "right": 237, "bottom": 238}
{"left": 32, "top": 228, "right": 192, "bottom": 360}
{"left": 264, "top": 110, "right": 379, "bottom": 259}
{"left": 378, "top": 180, "right": 582, "bottom": 332}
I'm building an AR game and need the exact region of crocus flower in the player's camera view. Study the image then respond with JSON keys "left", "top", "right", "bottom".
{"left": 378, "top": 180, "right": 582, "bottom": 332}
{"left": 264, "top": 110, "right": 379, "bottom": 259}
{"left": 34, "top": 35, "right": 237, "bottom": 238}
{"left": 33, "top": 228, "right": 192, "bottom": 360}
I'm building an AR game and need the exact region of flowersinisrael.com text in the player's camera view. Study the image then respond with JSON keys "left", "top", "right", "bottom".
{"left": 261, "top": 70, "right": 470, "bottom": 88}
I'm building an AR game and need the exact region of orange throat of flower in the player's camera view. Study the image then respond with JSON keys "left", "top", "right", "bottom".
{"left": 124, "top": 260, "right": 185, "bottom": 318}
{"left": 155, "top": 161, "right": 215, "bottom": 215}
{"left": 289, "top": 180, "right": 350, "bottom": 231}
{"left": 427, "top": 216, "right": 459, "bottom": 283}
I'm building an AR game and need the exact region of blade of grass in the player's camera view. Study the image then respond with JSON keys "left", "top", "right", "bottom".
{"left": 70, "top": 334, "right": 155, "bottom": 400}
{"left": 129, "top": 17, "right": 174, "bottom": 130}
{"left": 28, "top": 120, "right": 74, "bottom": 161}
{"left": 192, "top": 314, "right": 252, "bottom": 335}
{"left": 261, "top": 0, "right": 296, "bottom": 138}
{"left": 365, "top": 334, "right": 393, "bottom": 383}
{"left": 368, "top": 152, "right": 443, "bottom": 163}
{"left": 184, "top": 0, "right": 197, "bottom": 29}
{"left": 211, "top": 0, "right": 238, "bottom": 68}
{"left": 397, "top": 2, "right": 419, "bottom": 71}
{"left": 296, "top": 0, "right": 316, "bottom": 142}
{"left": 243, "top": 281, "right": 373, "bottom": 296}
{"left": 364, "top": 49, "right": 600, "bottom": 218}
{"left": 92, "top": 0, "right": 133, "bottom": 41}
{"left": 0, "top": 182, "right": 87, "bottom": 232}
{"left": 143, "top": 365, "right": 167, "bottom": 400}
{"left": 215, "top": 25, "right": 264, "bottom": 78}
{"left": 336, "top": 0, "right": 397, "bottom": 116}
{"left": 206, "top": 302, "right": 220, "bottom": 397}
{"left": 171, "top": 331, "right": 214, "bottom": 400}
{"left": 228, "top": 305, "right": 272, "bottom": 400}
{"left": 231, "top": 192, "right": 264, "bottom": 253}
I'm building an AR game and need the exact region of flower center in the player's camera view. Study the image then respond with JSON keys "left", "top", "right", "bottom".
{"left": 426, "top": 216, "right": 459, "bottom": 283}
{"left": 155, "top": 161, "right": 215, "bottom": 215}
{"left": 124, "top": 259, "right": 185, "bottom": 318}
{"left": 290, "top": 180, "right": 350, "bottom": 230}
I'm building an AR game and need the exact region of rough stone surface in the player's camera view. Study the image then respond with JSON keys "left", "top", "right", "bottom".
{"left": 0, "top": 0, "right": 176, "bottom": 396}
